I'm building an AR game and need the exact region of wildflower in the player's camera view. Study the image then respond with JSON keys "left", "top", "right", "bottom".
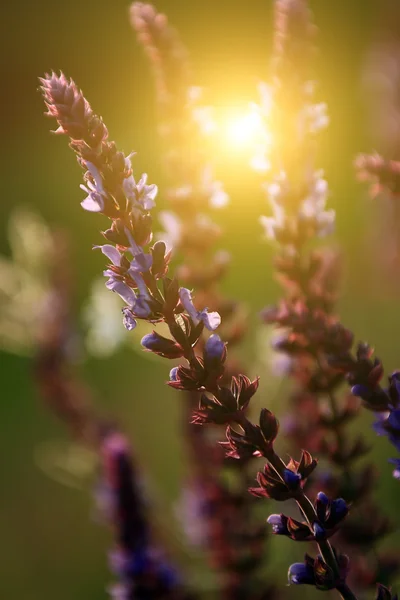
{"left": 123, "top": 163, "right": 158, "bottom": 211}
{"left": 288, "top": 558, "right": 316, "bottom": 586}
{"left": 268, "top": 513, "right": 315, "bottom": 541}
{"left": 178, "top": 287, "right": 221, "bottom": 331}
{"left": 288, "top": 553, "right": 345, "bottom": 591}
{"left": 80, "top": 163, "right": 107, "bottom": 212}
{"left": 141, "top": 331, "right": 184, "bottom": 359}
{"left": 122, "top": 307, "right": 137, "bottom": 331}
{"left": 203, "top": 334, "right": 226, "bottom": 364}
{"left": 249, "top": 450, "right": 317, "bottom": 500}
{"left": 373, "top": 410, "right": 400, "bottom": 452}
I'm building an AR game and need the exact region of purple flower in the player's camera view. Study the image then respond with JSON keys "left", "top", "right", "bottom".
{"left": 80, "top": 162, "right": 107, "bottom": 212}
{"left": 96, "top": 243, "right": 153, "bottom": 321}
{"left": 123, "top": 156, "right": 158, "bottom": 211}
{"left": 122, "top": 307, "right": 137, "bottom": 331}
{"left": 314, "top": 492, "right": 348, "bottom": 531}
{"left": 288, "top": 561, "right": 315, "bottom": 586}
{"left": 312, "top": 522, "right": 326, "bottom": 541}
{"left": 178, "top": 287, "right": 221, "bottom": 331}
{"left": 169, "top": 367, "right": 179, "bottom": 381}
{"left": 141, "top": 332, "right": 184, "bottom": 358}
{"left": 374, "top": 409, "right": 400, "bottom": 454}
{"left": 267, "top": 514, "right": 287, "bottom": 535}
{"left": 203, "top": 334, "right": 226, "bottom": 361}
{"left": 128, "top": 252, "right": 153, "bottom": 273}
{"left": 95, "top": 244, "right": 123, "bottom": 266}
{"left": 108, "top": 280, "right": 138, "bottom": 307}
{"left": 283, "top": 468, "right": 302, "bottom": 490}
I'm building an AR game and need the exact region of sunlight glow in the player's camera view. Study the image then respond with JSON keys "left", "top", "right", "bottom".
{"left": 217, "top": 105, "right": 273, "bottom": 171}
{"left": 225, "top": 110, "right": 265, "bottom": 146}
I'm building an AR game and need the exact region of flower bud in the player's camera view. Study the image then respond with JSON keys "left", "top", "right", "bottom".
{"left": 141, "top": 331, "right": 184, "bottom": 359}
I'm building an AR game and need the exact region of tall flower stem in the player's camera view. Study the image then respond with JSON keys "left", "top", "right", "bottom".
{"left": 41, "top": 67, "right": 362, "bottom": 598}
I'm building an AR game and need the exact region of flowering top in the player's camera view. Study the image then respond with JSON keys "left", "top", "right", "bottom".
{"left": 260, "top": 169, "right": 334, "bottom": 248}
{"left": 41, "top": 72, "right": 221, "bottom": 335}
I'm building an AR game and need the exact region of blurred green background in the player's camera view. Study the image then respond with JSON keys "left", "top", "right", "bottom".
{"left": 2, "top": 0, "right": 400, "bottom": 598}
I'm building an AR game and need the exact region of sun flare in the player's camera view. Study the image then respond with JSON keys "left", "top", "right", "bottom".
{"left": 217, "top": 105, "right": 272, "bottom": 171}
{"left": 225, "top": 110, "right": 265, "bottom": 146}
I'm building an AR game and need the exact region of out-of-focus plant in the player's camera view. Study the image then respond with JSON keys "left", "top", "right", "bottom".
{"left": 248, "top": 0, "right": 398, "bottom": 593}
{"left": 0, "top": 208, "right": 56, "bottom": 355}
{"left": 355, "top": 2, "right": 400, "bottom": 288}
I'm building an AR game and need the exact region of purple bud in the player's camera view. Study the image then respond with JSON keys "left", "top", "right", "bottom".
{"left": 141, "top": 331, "right": 184, "bottom": 359}
{"left": 351, "top": 383, "right": 371, "bottom": 398}
{"left": 313, "top": 522, "right": 326, "bottom": 541}
{"left": 202, "top": 335, "right": 226, "bottom": 375}
{"left": 316, "top": 492, "right": 329, "bottom": 505}
{"left": 141, "top": 332, "right": 162, "bottom": 350}
{"left": 330, "top": 498, "right": 348, "bottom": 522}
{"left": 204, "top": 334, "right": 225, "bottom": 360}
{"left": 267, "top": 514, "right": 286, "bottom": 534}
{"left": 387, "top": 409, "right": 400, "bottom": 432}
{"left": 283, "top": 469, "right": 302, "bottom": 489}
{"left": 288, "top": 562, "right": 315, "bottom": 586}
{"left": 169, "top": 367, "right": 179, "bottom": 382}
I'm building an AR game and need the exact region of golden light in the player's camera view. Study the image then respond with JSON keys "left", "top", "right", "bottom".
{"left": 216, "top": 105, "right": 273, "bottom": 171}
{"left": 225, "top": 109, "right": 265, "bottom": 147}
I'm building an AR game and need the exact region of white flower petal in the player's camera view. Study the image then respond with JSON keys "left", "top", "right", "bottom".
{"left": 81, "top": 195, "right": 104, "bottom": 212}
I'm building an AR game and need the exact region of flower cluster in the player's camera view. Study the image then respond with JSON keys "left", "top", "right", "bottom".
{"left": 268, "top": 492, "right": 348, "bottom": 542}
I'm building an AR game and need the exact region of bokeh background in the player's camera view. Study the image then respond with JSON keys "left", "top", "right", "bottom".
{"left": 2, "top": 0, "right": 400, "bottom": 598}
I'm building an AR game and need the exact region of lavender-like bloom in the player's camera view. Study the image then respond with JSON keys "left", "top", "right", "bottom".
{"left": 41, "top": 72, "right": 220, "bottom": 336}
{"left": 288, "top": 560, "right": 316, "bottom": 586}
{"left": 267, "top": 492, "right": 348, "bottom": 543}
{"left": 41, "top": 66, "right": 360, "bottom": 600}
{"left": 178, "top": 288, "right": 220, "bottom": 331}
